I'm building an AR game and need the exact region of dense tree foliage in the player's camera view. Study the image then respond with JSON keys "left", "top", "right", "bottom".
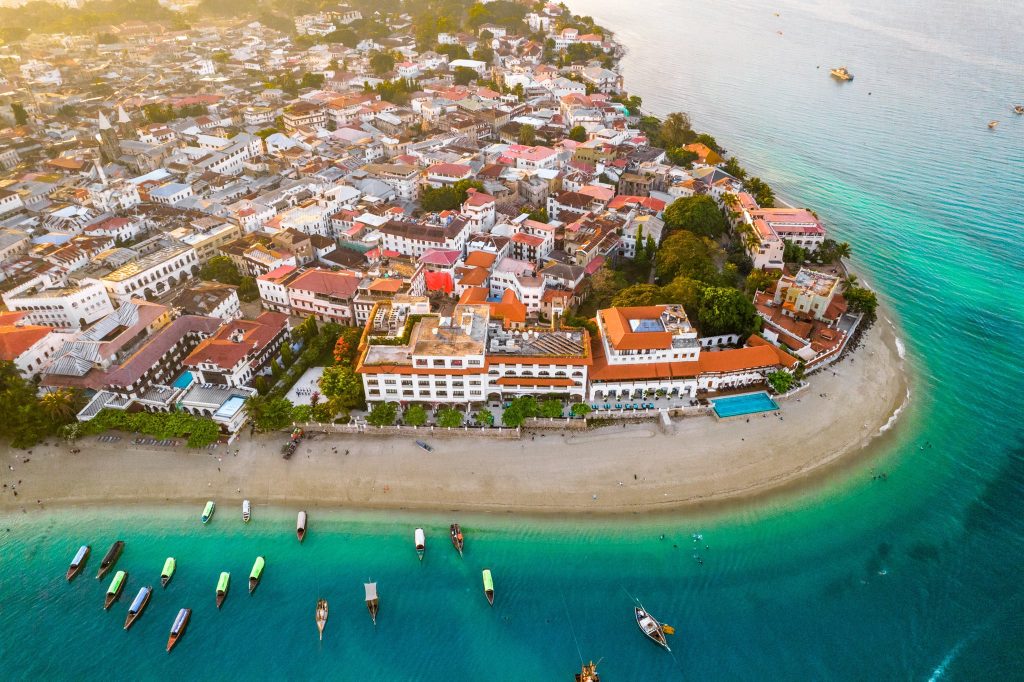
{"left": 0, "top": 363, "right": 83, "bottom": 448}
{"left": 844, "top": 286, "right": 879, "bottom": 317}
{"left": 655, "top": 230, "right": 722, "bottom": 284}
{"left": 696, "top": 287, "right": 762, "bottom": 337}
{"left": 766, "top": 369, "right": 796, "bottom": 394}
{"left": 517, "top": 124, "right": 536, "bottom": 145}
{"left": 366, "top": 401, "right": 398, "bottom": 426}
{"left": 199, "top": 255, "right": 242, "bottom": 285}
{"left": 663, "top": 195, "right": 728, "bottom": 239}
{"left": 403, "top": 404, "right": 428, "bottom": 426}
{"left": 76, "top": 407, "right": 220, "bottom": 447}
{"left": 420, "top": 179, "right": 485, "bottom": 211}
{"left": 436, "top": 407, "right": 464, "bottom": 428}
{"left": 568, "top": 125, "right": 588, "bottom": 142}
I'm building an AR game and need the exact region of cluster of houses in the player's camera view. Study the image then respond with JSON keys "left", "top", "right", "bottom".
{"left": 0, "top": 3, "right": 858, "bottom": 438}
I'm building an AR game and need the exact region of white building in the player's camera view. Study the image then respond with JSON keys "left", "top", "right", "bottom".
{"left": 2, "top": 280, "right": 115, "bottom": 329}
{"left": 98, "top": 245, "right": 199, "bottom": 303}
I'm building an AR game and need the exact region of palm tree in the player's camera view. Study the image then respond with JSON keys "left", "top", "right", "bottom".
{"left": 39, "top": 389, "right": 78, "bottom": 422}
{"left": 834, "top": 242, "right": 852, "bottom": 260}
{"left": 843, "top": 274, "right": 859, "bottom": 290}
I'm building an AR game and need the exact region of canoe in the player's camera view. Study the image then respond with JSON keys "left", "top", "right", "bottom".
{"left": 104, "top": 570, "right": 127, "bottom": 610}
{"left": 161, "top": 557, "right": 176, "bottom": 588}
{"left": 249, "top": 556, "right": 264, "bottom": 594}
{"left": 216, "top": 571, "right": 230, "bottom": 608}
{"left": 296, "top": 511, "right": 307, "bottom": 542}
{"left": 482, "top": 569, "right": 494, "bottom": 606}
{"left": 635, "top": 606, "right": 671, "bottom": 651}
{"left": 166, "top": 608, "right": 191, "bottom": 652}
{"left": 242, "top": 499, "right": 251, "bottom": 523}
{"left": 123, "top": 586, "right": 152, "bottom": 630}
{"left": 96, "top": 540, "right": 124, "bottom": 580}
{"left": 316, "top": 598, "right": 328, "bottom": 641}
{"left": 365, "top": 582, "right": 379, "bottom": 625}
{"left": 450, "top": 523, "right": 464, "bottom": 557}
{"left": 67, "top": 544, "right": 90, "bottom": 581}
{"left": 201, "top": 500, "right": 215, "bottom": 524}
{"left": 415, "top": 528, "right": 425, "bottom": 561}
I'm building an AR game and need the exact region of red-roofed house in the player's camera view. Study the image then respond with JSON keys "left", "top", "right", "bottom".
{"left": 425, "top": 163, "right": 474, "bottom": 187}
{"left": 461, "top": 188, "right": 496, "bottom": 231}
{"left": 184, "top": 312, "right": 290, "bottom": 387}
{"left": 0, "top": 312, "right": 65, "bottom": 379}
{"left": 287, "top": 269, "right": 361, "bottom": 324}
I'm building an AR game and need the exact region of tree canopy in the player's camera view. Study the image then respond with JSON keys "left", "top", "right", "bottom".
{"left": 663, "top": 195, "right": 728, "bottom": 239}
{"left": 696, "top": 287, "right": 761, "bottom": 337}
{"left": 420, "top": 179, "right": 485, "bottom": 212}
{"left": 366, "top": 402, "right": 398, "bottom": 426}
{"left": 199, "top": 255, "right": 242, "bottom": 286}
{"left": 655, "top": 230, "right": 722, "bottom": 284}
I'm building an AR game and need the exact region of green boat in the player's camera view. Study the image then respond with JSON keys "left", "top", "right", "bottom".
{"left": 161, "top": 557, "right": 176, "bottom": 588}
{"left": 216, "top": 571, "right": 230, "bottom": 608}
{"left": 201, "top": 501, "right": 215, "bottom": 524}
{"left": 104, "top": 570, "right": 127, "bottom": 610}
{"left": 482, "top": 569, "right": 494, "bottom": 606}
{"left": 248, "top": 557, "right": 265, "bottom": 594}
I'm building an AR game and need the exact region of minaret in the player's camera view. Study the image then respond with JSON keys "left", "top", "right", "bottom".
{"left": 116, "top": 105, "right": 135, "bottom": 137}
{"left": 97, "top": 111, "right": 120, "bottom": 162}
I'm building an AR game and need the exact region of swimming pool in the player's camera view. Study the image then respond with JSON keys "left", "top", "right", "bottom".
{"left": 214, "top": 395, "right": 247, "bottom": 419}
{"left": 712, "top": 391, "right": 780, "bottom": 418}
{"left": 172, "top": 371, "right": 194, "bottom": 390}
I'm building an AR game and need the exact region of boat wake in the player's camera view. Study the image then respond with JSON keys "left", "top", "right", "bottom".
{"left": 928, "top": 637, "right": 967, "bottom": 681}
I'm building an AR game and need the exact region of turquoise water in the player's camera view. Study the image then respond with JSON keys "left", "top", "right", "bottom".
{"left": 4, "top": 0, "right": 1024, "bottom": 678}
{"left": 172, "top": 372, "right": 194, "bottom": 390}
{"left": 711, "top": 392, "right": 779, "bottom": 418}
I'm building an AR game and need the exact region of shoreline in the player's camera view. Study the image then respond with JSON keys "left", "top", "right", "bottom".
{"left": 0, "top": 316, "right": 910, "bottom": 517}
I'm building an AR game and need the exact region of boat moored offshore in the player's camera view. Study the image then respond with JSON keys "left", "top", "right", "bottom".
{"left": 96, "top": 540, "right": 124, "bottom": 580}
{"left": 166, "top": 608, "right": 191, "bottom": 652}
{"left": 634, "top": 606, "right": 672, "bottom": 651}
{"left": 575, "top": 661, "right": 601, "bottom": 682}
{"left": 365, "top": 582, "right": 379, "bottom": 625}
{"left": 450, "top": 523, "right": 464, "bottom": 557}
{"left": 124, "top": 586, "right": 153, "bottom": 630}
{"left": 482, "top": 569, "right": 494, "bottom": 606}
{"left": 216, "top": 571, "right": 230, "bottom": 608}
{"left": 297, "top": 511, "right": 307, "bottom": 542}
{"left": 249, "top": 557, "right": 264, "bottom": 594}
{"left": 201, "top": 501, "right": 216, "bottom": 524}
{"left": 104, "top": 570, "right": 128, "bottom": 610}
{"left": 242, "top": 499, "right": 251, "bottom": 523}
{"left": 830, "top": 66, "right": 854, "bottom": 81}
{"left": 66, "top": 545, "right": 90, "bottom": 581}
{"left": 161, "top": 557, "right": 176, "bottom": 587}
{"left": 316, "top": 599, "right": 328, "bottom": 640}
{"left": 414, "top": 528, "right": 425, "bottom": 561}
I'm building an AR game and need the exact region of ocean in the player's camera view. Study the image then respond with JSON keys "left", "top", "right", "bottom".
{"left": 3, "top": 0, "right": 1024, "bottom": 678}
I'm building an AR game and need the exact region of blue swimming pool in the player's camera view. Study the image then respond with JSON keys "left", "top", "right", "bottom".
{"left": 214, "top": 395, "right": 247, "bottom": 419}
{"left": 172, "top": 371, "right": 194, "bottom": 390}
{"left": 712, "top": 391, "right": 780, "bottom": 418}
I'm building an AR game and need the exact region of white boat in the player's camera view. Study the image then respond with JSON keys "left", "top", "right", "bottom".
{"left": 242, "top": 499, "right": 251, "bottom": 524}
{"left": 414, "top": 528, "right": 425, "bottom": 561}
{"left": 635, "top": 606, "right": 671, "bottom": 651}
{"left": 297, "top": 511, "right": 307, "bottom": 542}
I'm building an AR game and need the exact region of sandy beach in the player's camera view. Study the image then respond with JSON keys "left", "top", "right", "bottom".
{"left": 0, "top": 318, "right": 909, "bottom": 516}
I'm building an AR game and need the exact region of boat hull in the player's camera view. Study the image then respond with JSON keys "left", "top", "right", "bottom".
{"left": 104, "top": 571, "right": 128, "bottom": 610}
{"left": 216, "top": 592, "right": 226, "bottom": 608}
{"left": 249, "top": 578, "right": 259, "bottom": 594}
{"left": 160, "top": 558, "right": 175, "bottom": 588}
{"left": 123, "top": 588, "right": 152, "bottom": 630}
{"left": 96, "top": 541, "right": 124, "bottom": 580}
{"left": 485, "top": 590, "right": 494, "bottom": 606}
{"left": 67, "top": 546, "right": 90, "bottom": 581}
{"left": 167, "top": 609, "right": 191, "bottom": 653}
{"left": 450, "top": 524, "right": 464, "bottom": 557}
{"left": 297, "top": 511, "right": 307, "bottom": 542}
{"left": 634, "top": 607, "right": 670, "bottom": 651}
{"left": 242, "top": 500, "right": 251, "bottom": 523}
{"left": 316, "top": 599, "right": 328, "bottom": 641}
{"left": 367, "top": 600, "right": 378, "bottom": 625}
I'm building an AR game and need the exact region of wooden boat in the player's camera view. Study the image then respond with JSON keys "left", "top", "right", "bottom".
{"left": 161, "top": 557, "right": 176, "bottom": 588}
{"left": 66, "top": 545, "right": 90, "bottom": 581}
{"left": 242, "top": 499, "right": 251, "bottom": 523}
{"left": 123, "top": 586, "right": 152, "bottom": 630}
{"left": 988, "top": 120, "right": 999, "bottom": 129}
{"left": 830, "top": 66, "right": 854, "bottom": 81}
{"left": 96, "top": 540, "right": 124, "bottom": 580}
{"left": 296, "top": 511, "right": 307, "bottom": 542}
{"left": 415, "top": 439, "right": 433, "bottom": 452}
{"left": 634, "top": 606, "right": 671, "bottom": 651}
{"left": 482, "top": 569, "right": 494, "bottom": 606}
{"left": 365, "top": 582, "right": 379, "bottom": 625}
{"left": 450, "top": 523, "right": 464, "bottom": 557}
{"left": 575, "top": 661, "right": 601, "bottom": 682}
{"left": 1014, "top": 104, "right": 1024, "bottom": 115}
{"left": 201, "top": 500, "right": 216, "bottom": 524}
{"left": 316, "top": 598, "right": 328, "bottom": 641}
{"left": 414, "top": 527, "right": 425, "bottom": 561}
{"left": 216, "top": 571, "right": 230, "bottom": 608}
{"left": 249, "top": 556, "right": 264, "bottom": 594}
{"left": 104, "top": 570, "right": 127, "bottom": 610}
{"left": 166, "top": 608, "right": 191, "bottom": 653}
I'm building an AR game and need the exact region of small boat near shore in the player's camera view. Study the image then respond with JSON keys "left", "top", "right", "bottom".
{"left": 988, "top": 120, "right": 999, "bottom": 129}
{"left": 575, "top": 661, "right": 601, "bottom": 682}
{"left": 124, "top": 586, "right": 153, "bottom": 630}
{"left": 161, "top": 557, "right": 176, "bottom": 587}
{"left": 66, "top": 545, "right": 90, "bottom": 581}
{"left": 242, "top": 499, "right": 251, "bottom": 523}
{"left": 634, "top": 606, "right": 671, "bottom": 651}
{"left": 167, "top": 608, "right": 191, "bottom": 652}
{"left": 96, "top": 540, "right": 124, "bottom": 580}
{"left": 415, "top": 527, "right": 425, "bottom": 561}
{"left": 216, "top": 572, "right": 230, "bottom": 608}
{"left": 316, "top": 598, "right": 328, "bottom": 640}
{"left": 104, "top": 570, "right": 127, "bottom": 610}
{"left": 450, "top": 523, "right": 464, "bottom": 557}
{"left": 482, "top": 569, "right": 494, "bottom": 606}
{"left": 365, "top": 582, "right": 379, "bottom": 625}
{"left": 415, "top": 440, "right": 433, "bottom": 452}
{"left": 249, "top": 557, "right": 264, "bottom": 594}
{"left": 297, "top": 511, "right": 307, "bottom": 542}
{"left": 201, "top": 500, "right": 215, "bottom": 524}
{"left": 830, "top": 66, "right": 854, "bottom": 81}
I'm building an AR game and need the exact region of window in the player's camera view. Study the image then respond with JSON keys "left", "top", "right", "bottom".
{"left": 386, "top": 389, "right": 397, "bottom": 395}
{"left": 384, "top": 379, "right": 396, "bottom": 385}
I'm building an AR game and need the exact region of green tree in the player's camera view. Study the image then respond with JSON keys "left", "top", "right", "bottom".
{"left": 300, "top": 72, "right": 325, "bottom": 89}
{"left": 11, "top": 102, "right": 28, "bottom": 125}
{"left": 501, "top": 403, "right": 524, "bottom": 428}
{"left": 246, "top": 395, "right": 295, "bottom": 432}
{"left": 745, "top": 176, "right": 775, "bottom": 207}
{"left": 38, "top": 389, "right": 81, "bottom": 422}
{"left": 527, "top": 206, "right": 548, "bottom": 223}
{"left": 695, "top": 132, "right": 721, "bottom": 153}
{"left": 655, "top": 231, "right": 721, "bottom": 284}
{"left": 567, "top": 125, "right": 587, "bottom": 142}
{"left": 570, "top": 402, "right": 592, "bottom": 418}
{"left": 517, "top": 123, "right": 536, "bottom": 146}
{"left": 844, "top": 286, "right": 878, "bottom": 317}
{"left": 659, "top": 111, "right": 692, "bottom": 148}
{"left": 696, "top": 287, "right": 761, "bottom": 337}
{"left": 474, "top": 407, "right": 494, "bottom": 426}
{"left": 472, "top": 45, "right": 494, "bottom": 65}
{"left": 280, "top": 343, "right": 295, "bottom": 368}
{"left": 766, "top": 370, "right": 796, "bottom": 394}
{"left": 663, "top": 195, "right": 728, "bottom": 239}
{"left": 666, "top": 147, "right": 699, "bottom": 167}
{"left": 199, "top": 255, "right": 242, "bottom": 285}
{"left": 403, "top": 404, "right": 428, "bottom": 426}
{"left": 366, "top": 401, "right": 398, "bottom": 426}
{"left": 453, "top": 66, "right": 477, "bottom": 85}
{"left": 270, "top": 359, "right": 282, "bottom": 380}
{"left": 369, "top": 51, "right": 396, "bottom": 76}
{"left": 745, "top": 269, "right": 782, "bottom": 295}
{"left": 723, "top": 157, "right": 747, "bottom": 180}
{"left": 539, "top": 399, "right": 563, "bottom": 418}
{"left": 238, "top": 276, "right": 258, "bottom": 302}
{"left": 436, "top": 407, "right": 464, "bottom": 428}
{"left": 611, "top": 283, "right": 662, "bottom": 308}
{"left": 660, "top": 275, "right": 705, "bottom": 312}
{"left": 783, "top": 240, "right": 808, "bottom": 264}
{"left": 318, "top": 365, "right": 364, "bottom": 409}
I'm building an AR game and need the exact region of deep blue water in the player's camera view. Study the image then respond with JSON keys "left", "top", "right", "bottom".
{"left": 2, "top": 0, "right": 1024, "bottom": 678}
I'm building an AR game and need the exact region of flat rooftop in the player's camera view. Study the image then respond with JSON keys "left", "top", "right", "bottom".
{"left": 790, "top": 268, "right": 839, "bottom": 297}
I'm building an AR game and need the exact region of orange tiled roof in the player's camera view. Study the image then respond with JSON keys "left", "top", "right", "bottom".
{"left": 464, "top": 250, "right": 497, "bottom": 269}
{"left": 600, "top": 306, "right": 673, "bottom": 351}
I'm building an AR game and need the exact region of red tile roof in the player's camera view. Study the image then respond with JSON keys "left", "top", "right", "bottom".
{"left": 289, "top": 269, "right": 359, "bottom": 298}
{"left": 0, "top": 324, "right": 52, "bottom": 361}
{"left": 184, "top": 312, "right": 288, "bottom": 371}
